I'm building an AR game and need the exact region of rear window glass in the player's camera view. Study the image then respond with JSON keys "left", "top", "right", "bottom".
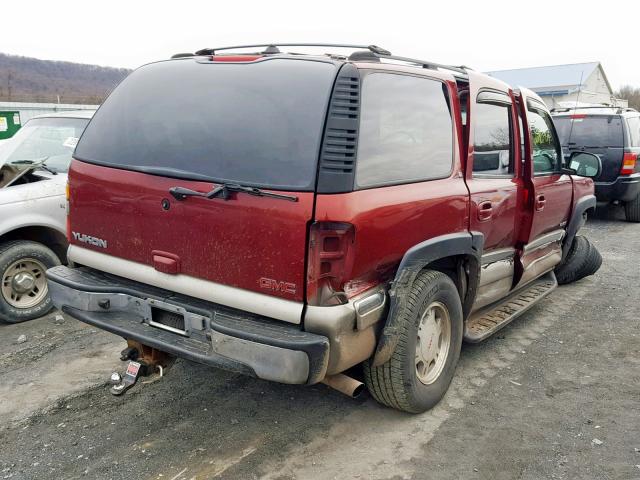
{"left": 74, "top": 59, "right": 336, "bottom": 190}
{"left": 553, "top": 115, "right": 624, "bottom": 148}
{"left": 356, "top": 73, "right": 453, "bottom": 188}
{"left": 626, "top": 116, "right": 640, "bottom": 147}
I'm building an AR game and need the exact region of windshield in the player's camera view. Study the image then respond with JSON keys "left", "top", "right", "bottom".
{"left": 553, "top": 115, "right": 624, "bottom": 148}
{"left": 74, "top": 58, "right": 337, "bottom": 191}
{"left": 0, "top": 117, "right": 90, "bottom": 173}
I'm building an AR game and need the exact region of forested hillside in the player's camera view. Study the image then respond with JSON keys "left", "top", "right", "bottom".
{"left": 0, "top": 53, "right": 131, "bottom": 104}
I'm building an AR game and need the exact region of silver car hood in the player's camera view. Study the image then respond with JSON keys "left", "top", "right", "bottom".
{"left": 0, "top": 172, "right": 67, "bottom": 204}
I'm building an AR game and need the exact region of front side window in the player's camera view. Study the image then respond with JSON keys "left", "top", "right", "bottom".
{"left": 528, "top": 108, "right": 561, "bottom": 174}
{"left": 356, "top": 73, "right": 453, "bottom": 188}
{"left": 473, "top": 101, "right": 513, "bottom": 176}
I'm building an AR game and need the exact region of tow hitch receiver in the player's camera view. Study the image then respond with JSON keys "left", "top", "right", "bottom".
{"left": 109, "top": 340, "right": 175, "bottom": 396}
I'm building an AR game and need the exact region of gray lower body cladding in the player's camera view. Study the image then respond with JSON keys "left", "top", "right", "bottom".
{"left": 45, "top": 265, "right": 329, "bottom": 385}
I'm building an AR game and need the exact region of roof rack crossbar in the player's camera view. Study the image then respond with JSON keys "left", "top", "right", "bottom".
{"left": 551, "top": 106, "right": 638, "bottom": 114}
{"left": 194, "top": 43, "right": 391, "bottom": 56}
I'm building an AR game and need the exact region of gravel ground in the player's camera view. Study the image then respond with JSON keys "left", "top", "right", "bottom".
{"left": 0, "top": 205, "right": 638, "bottom": 480}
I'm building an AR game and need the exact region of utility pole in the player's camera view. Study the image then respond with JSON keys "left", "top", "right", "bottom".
{"left": 7, "top": 70, "right": 12, "bottom": 101}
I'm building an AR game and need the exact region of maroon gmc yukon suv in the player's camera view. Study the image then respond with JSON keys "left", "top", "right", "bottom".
{"left": 47, "top": 44, "right": 602, "bottom": 413}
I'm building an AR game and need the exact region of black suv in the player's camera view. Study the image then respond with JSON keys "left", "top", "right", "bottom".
{"left": 553, "top": 107, "right": 640, "bottom": 221}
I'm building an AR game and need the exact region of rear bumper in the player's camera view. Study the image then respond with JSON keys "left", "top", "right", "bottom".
{"left": 595, "top": 173, "right": 640, "bottom": 203}
{"left": 46, "top": 265, "right": 329, "bottom": 384}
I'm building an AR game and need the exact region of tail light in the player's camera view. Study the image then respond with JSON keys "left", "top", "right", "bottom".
{"left": 65, "top": 180, "right": 71, "bottom": 239}
{"left": 306, "top": 222, "right": 355, "bottom": 306}
{"left": 621, "top": 152, "right": 638, "bottom": 175}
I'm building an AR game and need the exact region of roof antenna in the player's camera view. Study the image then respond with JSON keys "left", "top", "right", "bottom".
{"left": 566, "top": 70, "right": 585, "bottom": 150}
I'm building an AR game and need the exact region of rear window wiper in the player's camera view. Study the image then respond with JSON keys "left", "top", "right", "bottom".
{"left": 169, "top": 183, "right": 298, "bottom": 202}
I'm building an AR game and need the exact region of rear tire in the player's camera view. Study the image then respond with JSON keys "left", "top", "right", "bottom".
{"left": 363, "top": 270, "right": 463, "bottom": 413}
{"left": 625, "top": 193, "right": 640, "bottom": 223}
{"left": 555, "top": 236, "right": 601, "bottom": 285}
{"left": 0, "top": 241, "right": 61, "bottom": 323}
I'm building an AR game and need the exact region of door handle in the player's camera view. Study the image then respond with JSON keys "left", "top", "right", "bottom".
{"left": 535, "top": 194, "right": 546, "bottom": 211}
{"left": 477, "top": 200, "right": 493, "bottom": 221}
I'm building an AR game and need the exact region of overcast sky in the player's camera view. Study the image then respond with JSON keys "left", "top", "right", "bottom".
{"left": 3, "top": 0, "right": 639, "bottom": 89}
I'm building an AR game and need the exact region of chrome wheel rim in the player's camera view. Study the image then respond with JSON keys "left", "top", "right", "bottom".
{"left": 415, "top": 301, "right": 451, "bottom": 385}
{"left": 1, "top": 258, "right": 48, "bottom": 309}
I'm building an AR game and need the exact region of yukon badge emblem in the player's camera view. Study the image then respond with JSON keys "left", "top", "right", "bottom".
{"left": 72, "top": 232, "right": 108, "bottom": 249}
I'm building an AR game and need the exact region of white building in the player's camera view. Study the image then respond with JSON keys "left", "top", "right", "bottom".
{"left": 486, "top": 62, "right": 627, "bottom": 109}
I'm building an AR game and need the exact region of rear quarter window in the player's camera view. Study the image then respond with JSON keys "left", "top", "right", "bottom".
{"left": 355, "top": 73, "right": 453, "bottom": 188}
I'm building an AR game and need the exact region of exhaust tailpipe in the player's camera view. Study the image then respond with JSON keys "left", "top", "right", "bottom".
{"left": 321, "top": 373, "right": 365, "bottom": 398}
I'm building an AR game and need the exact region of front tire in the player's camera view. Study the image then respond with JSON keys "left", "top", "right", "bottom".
{"left": 555, "top": 236, "right": 602, "bottom": 285}
{"left": 363, "top": 270, "right": 463, "bottom": 413}
{"left": 0, "top": 241, "right": 61, "bottom": 323}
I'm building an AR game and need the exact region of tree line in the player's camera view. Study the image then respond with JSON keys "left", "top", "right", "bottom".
{"left": 0, "top": 53, "right": 130, "bottom": 105}
{"left": 616, "top": 86, "right": 640, "bottom": 110}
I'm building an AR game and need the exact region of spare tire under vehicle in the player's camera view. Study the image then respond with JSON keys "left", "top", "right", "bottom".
{"left": 555, "top": 236, "right": 602, "bottom": 285}
{"left": 0, "top": 240, "right": 61, "bottom": 323}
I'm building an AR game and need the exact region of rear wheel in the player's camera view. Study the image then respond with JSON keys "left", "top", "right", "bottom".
{"left": 0, "top": 241, "right": 61, "bottom": 323}
{"left": 624, "top": 193, "right": 640, "bottom": 223}
{"left": 363, "top": 270, "right": 463, "bottom": 413}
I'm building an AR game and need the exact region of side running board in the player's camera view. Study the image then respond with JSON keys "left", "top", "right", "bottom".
{"left": 464, "top": 272, "right": 558, "bottom": 343}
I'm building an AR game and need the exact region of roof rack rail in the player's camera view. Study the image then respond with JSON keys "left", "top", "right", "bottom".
{"left": 551, "top": 105, "right": 638, "bottom": 114}
{"left": 360, "top": 51, "right": 470, "bottom": 75}
{"left": 193, "top": 43, "right": 392, "bottom": 56}
{"left": 181, "top": 43, "right": 471, "bottom": 76}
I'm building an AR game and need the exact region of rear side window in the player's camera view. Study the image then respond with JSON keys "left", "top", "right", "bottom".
{"left": 355, "top": 73, "right": 453, "bottom": 188}
{"left": 473, "top": 102, "right": 513, "bottom": 176}
{"left": 74, "top": 59, "right": 336, "bottom": 191}
{"left": 528, "top": 108, "right": 561, "bottom": 174}
{"left": 553, "top": 115, "right": 624, "bottom": 148}
{"left": 626, "top": 117, "right": 640, "bottom": 147}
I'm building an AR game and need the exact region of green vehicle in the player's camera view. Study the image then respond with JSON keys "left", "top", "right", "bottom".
{"left": 0, "top": 111, "right": 21, "bottom": 141}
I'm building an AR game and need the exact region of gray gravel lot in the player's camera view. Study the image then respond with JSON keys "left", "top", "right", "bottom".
{"left": 0, "top": 205, "right": 638, "bottom": 480}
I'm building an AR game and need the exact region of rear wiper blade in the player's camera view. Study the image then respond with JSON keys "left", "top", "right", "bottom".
{"left": 169, "top": 183, "right": 298, "bottom": 202}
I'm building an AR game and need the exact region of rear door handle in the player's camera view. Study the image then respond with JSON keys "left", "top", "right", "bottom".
{"left": 536, "top": 194, "right": 546, "bottom": 211}
{"left": 477, "top": 201, "right": 493, "bottom": 221}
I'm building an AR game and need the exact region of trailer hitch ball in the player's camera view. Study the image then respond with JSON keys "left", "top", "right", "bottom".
{"left": 110, "top": 361, "right": 143, "bottom": 396}
{"left": 110, "top": 372, "right": 122, "bottom": 386}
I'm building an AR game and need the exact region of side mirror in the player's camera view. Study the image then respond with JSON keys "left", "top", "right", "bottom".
{"left": 564, "top": 151, "right": 602, "bottom": 178}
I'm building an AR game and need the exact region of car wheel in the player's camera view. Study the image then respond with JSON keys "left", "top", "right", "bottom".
{"left": 0, "top": 241, "right": 61, "bottom": 323}
{"left": 555, "top": 236, "right": 601, "bottom": 285}
{"left": 363, "top": 270, "right": 463, "bottom": 413}
{"left": 624, "top": 193, "right": 640, "bottom": 223}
